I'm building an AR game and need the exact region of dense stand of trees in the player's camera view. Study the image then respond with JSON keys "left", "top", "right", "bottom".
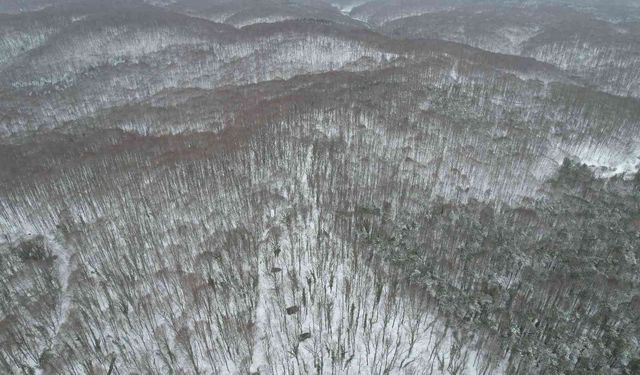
{"left": 367, "top": 160, "right": 640, "bottom": 373}
{"left": 1, "top": 88, "right": 638, "bottom": 372}
{"left": 1, "top": 1, "right": 640, "bottom": 374}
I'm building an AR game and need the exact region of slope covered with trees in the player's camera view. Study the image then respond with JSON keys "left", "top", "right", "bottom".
{"left": 1, "top": 1, "right": 639, "bottom": 374}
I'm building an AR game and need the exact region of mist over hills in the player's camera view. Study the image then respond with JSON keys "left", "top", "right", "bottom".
{"left": 1, "top": 1, "right": 639, "bottom": 374}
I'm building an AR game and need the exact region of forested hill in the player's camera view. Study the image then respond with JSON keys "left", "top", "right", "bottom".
{"left": 1, "top": 1, "right": 639, "bottom": 374}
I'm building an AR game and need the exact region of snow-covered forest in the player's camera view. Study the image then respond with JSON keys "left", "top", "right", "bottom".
{"left": 1, "top": 1, "right": 639, "bottom": 374}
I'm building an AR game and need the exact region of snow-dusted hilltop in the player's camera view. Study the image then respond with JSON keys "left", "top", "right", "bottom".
{"left": 375, "top": 1, "right": 640, "bottom": 98}
{"left": 1, "top": 1, "right": 639, "bottom": 374}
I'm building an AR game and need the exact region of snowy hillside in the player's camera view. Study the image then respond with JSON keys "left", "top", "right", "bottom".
{"left": 1, "top": 1, "right": 639, "bottom": 374}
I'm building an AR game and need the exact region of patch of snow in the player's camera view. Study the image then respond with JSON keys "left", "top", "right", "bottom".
{"left": 233, "top": 16, "right": 294, "bottom": 28}
{"left": 543, "top": 140, "right": 640, "bottom": 180}
{"left": 577, "top": 150, "right": 640, "bottom": 179}
{"left": 332, "top": 1, "right": 367, "bottom": 15}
